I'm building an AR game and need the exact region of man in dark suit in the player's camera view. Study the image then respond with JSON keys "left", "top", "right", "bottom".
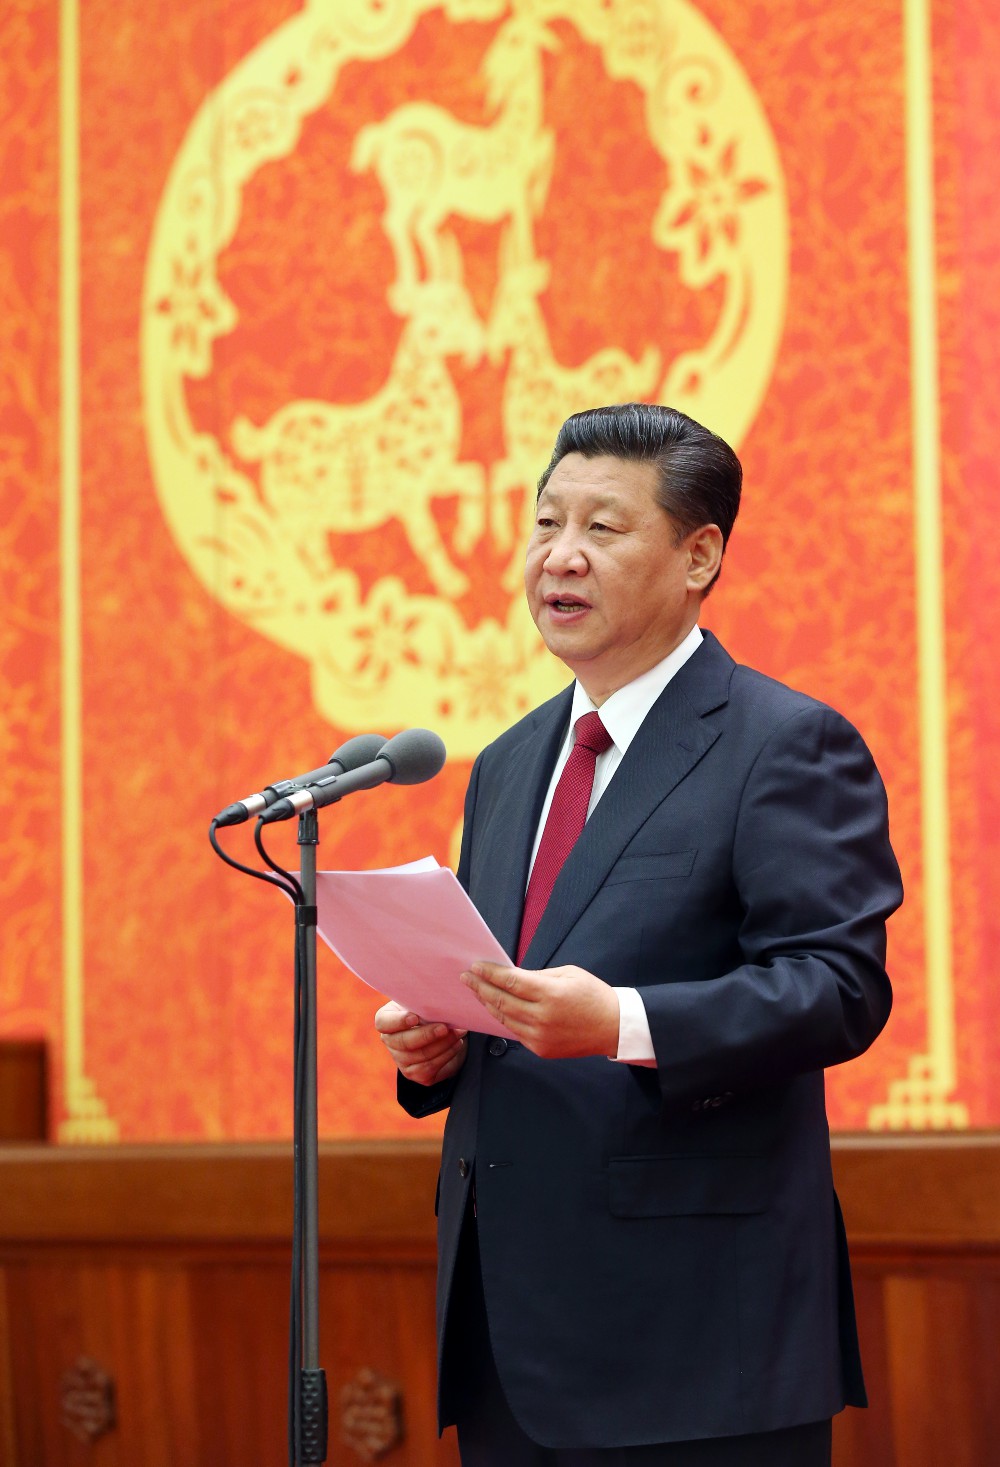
{"left": 375, "top": 403, "right": 902, "bottom": 1465}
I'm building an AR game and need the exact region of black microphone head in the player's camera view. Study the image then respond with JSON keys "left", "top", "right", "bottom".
{"left": 329, "top": 733, "right": 387, "bottom": 774}
{"left": 378, "top": 728, "right": 447, "bottom": 786}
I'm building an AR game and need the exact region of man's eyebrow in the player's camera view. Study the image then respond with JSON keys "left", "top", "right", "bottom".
{"left": 537, "top": 489, "right": 628, "bottom": 513}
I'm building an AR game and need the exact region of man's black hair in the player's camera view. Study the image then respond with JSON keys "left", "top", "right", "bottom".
{"left": 537, "top": 403, "right": 743, "bottom": 592}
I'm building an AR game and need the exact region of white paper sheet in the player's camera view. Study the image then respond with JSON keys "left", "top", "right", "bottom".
{"left": 313, "top": 858, "right": 517, "bottom": 1039}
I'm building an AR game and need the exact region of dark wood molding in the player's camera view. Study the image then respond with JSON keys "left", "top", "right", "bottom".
{"left": 831, "top": 1132, "right": 1000, "bottom": 1250}
{"left": 0, "top": 1134, "right": 997, "bottom": 1250}
{"left": 0, "top": 1139, "right": 440, "bottom": 1249}
{"left": 0, "top": 1041, "right": 47, "bottom": 1142}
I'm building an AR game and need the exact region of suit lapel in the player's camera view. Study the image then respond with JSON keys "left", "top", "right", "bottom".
{"left": 470, "top": 686, "right": 573, "bottom": 958}
{"left": 522, "top": 632, "right": 735, "bottom": 969}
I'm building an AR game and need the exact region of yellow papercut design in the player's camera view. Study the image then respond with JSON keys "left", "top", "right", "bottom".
{"left": 60, "top": 0, "right": 117, "bottom": 1141}
{"left": 232, "top": 244, "right": 488, "bottom": 601}
{"left": 142, "top": 0, "right": 789, "bottom": 758}
{"left": 349, "top": 15, "right": 557, "bottom": 292}
{"left": 869, "top": 1055, "right": 968, "bottom": 1130}
{"left": 59, "top": 1076, "right": 120, "bottom": 1143}
{"left": 868, "top": 0, "right": 965, "bottom": 1130}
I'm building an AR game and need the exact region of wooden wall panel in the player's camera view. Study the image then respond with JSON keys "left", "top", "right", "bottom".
{"left": 0, "top": 1138, "right": 996, "bottom": 1467}
{"left": 0, "top": 1141, "right": 452, "bottom": 1467}
{"left": 842, "top": 1261, "right": 1000, "bottom": 1467}
{"left": 832, "top": 1136, "right": 1000, "bottom": 1467}
{"left": 0, "top": 1252, "right": 454, "bottom": 1467}
{"left": 0, "top": 1043, "right": 46, "bottom": 1143}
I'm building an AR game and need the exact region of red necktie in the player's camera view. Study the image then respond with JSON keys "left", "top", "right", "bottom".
{"left": 517, "top": 712, "right": 613, "bottom": 964}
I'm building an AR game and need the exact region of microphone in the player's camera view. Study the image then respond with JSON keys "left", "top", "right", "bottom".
{"left": 259, "top": 728, "right": 447, "bottom": 823}
{"left": 212, "top": 734, "right": 387, "bottom": 827}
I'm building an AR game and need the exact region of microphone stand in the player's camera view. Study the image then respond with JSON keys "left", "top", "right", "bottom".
{"left": 208, "top": 815, "right": 324, "bottom": 1466}
{"left": 295, "top": 808, "right": 327, "bottom": 1463}
{"left": 211, "top": 729, "right": 446, "bottom": 1464}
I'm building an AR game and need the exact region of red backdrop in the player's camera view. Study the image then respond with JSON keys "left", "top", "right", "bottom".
{"left": 1, "top": 0, "right": 997, "bottom": 1140}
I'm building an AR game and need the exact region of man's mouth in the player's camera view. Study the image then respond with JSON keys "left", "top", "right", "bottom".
{"left": 545, "top": 594, "right": 590, "bottom": 613}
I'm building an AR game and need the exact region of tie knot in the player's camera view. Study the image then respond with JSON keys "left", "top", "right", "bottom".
{"left": 574, "top": 711, "right": 612, "bottom": 756}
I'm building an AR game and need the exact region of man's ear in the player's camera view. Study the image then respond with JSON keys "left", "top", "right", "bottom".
{"left": 686, "top": 524, "right": 724, "bottom": 593}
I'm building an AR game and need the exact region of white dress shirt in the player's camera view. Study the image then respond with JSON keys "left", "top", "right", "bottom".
{"left": 526, "top": 624, "right": 704, "bottom": 1066}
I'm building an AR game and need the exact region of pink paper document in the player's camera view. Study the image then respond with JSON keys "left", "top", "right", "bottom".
{"left": 313, "top": 859, "right": 517, "bottom": 1039}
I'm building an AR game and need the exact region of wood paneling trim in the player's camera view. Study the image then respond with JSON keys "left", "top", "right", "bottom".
{"left": 831, "top": 1133, "right": 1000, "bottom": 1249}
{"left": 0, "top": 1139, "right": 440, "bottom": 1247}
{"left": 0, "top": 1135, "right": 997, "bottom": 1249}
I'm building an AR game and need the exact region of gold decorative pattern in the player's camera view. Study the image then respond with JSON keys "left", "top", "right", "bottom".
{"left": 340, "top": 1367, "right": 404, "bottom": 1460}
{"left": 60, "top": 1357, "right": 117, "bottom": 1444}
{"left": 141, "top": 0, "right": 788, "bottom": 759}
{"left": 868, "top": 0, "right": 966, "bottom": 1130}
{"left": 58, "top": 0, "right": 117, "bottom": 1143}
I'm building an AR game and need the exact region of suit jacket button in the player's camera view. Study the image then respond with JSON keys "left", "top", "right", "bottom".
{"left": 488, "top": 1038, "right": 508, "bottom": 1057}
{"left": 458, "top": 1157, "right": 469, "bottom": 1179}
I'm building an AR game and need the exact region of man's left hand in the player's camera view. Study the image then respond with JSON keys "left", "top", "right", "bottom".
{"left": 460, "top": 961, "right": 620, "bottom": 1059}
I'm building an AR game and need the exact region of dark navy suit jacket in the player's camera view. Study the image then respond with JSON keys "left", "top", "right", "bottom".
{"left": 399, "top": 631, "right": 903, "bottom": 1450}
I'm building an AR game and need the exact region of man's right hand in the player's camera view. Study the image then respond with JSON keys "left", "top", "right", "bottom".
{"left": 375, "top": 1001, "right": 469, "bottom": 1086}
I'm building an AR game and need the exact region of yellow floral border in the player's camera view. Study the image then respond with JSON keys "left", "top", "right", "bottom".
{"left": 868, "top": 0, "right": 966, "bottom": 1128}
{"left": 58, "top": 0, "right": 117, "bottom": 1141}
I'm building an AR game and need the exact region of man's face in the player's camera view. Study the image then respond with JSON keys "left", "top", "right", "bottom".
{"left": 524, "top": 453, "right": 706, "bottom": 704}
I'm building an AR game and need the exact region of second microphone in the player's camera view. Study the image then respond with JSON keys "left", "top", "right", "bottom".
{"left": 259, "top": 728, "right": 447, "bottom": 822}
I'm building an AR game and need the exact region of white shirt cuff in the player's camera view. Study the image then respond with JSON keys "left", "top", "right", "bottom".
{"left": 611, "top": 987, "right": 657, "bottom": 1067}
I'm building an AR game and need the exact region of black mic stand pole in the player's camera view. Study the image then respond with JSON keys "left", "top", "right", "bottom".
{"left": 225, "top": 730, "right": 445, "bottom": 1463}
{"left": 296, "top": 807, "right": 327, "bottom": 1463}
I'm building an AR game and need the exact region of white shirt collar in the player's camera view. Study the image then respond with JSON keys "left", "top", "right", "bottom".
{"left": 569, "top": 624, "right": 704, "bottom": 755}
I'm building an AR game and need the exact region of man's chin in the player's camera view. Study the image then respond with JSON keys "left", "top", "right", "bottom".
{"left": 539, "top": 632, "right": 603, "bottom": 678}
{"left": 537, "top": 621, "right": 588, "bottom": 654}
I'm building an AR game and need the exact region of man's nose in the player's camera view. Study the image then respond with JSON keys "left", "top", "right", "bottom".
{"left": 543, "top": 529, "right": 587, "bottom": 574}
